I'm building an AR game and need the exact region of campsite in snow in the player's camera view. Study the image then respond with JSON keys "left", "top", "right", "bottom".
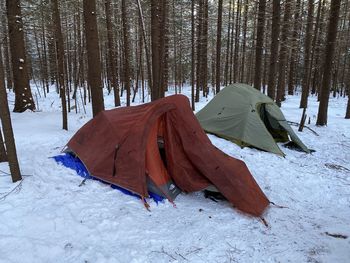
{"left": 1, "top": 0, "right": 350, "bottom": 262}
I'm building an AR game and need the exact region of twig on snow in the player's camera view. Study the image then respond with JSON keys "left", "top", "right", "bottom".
{"left": 325, "top": 232, "right": 348, "bottom": 239}
{"left": 0, "top": 179, "right": 24, "bottom": 201}
{"left": 150, "top": 247, "right": 176, "bottom": 261}
{"left": 175, "top": 251, "right": 188, "bottom": 261}
{"left": 287, "top": 121, "right": 319, "bottom": 136}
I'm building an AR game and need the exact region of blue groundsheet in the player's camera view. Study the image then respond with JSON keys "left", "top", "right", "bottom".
{"left": 52, "top": 153, "right": 164, "bottom": 203}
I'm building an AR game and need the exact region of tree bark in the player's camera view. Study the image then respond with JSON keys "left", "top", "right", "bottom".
{"left": 316, "top": 0, "right": 342, "bottom": 126}
{"left": 191, "top": 0, "right": 195, "bottom": 110}
{"left": 2, "top": 14, "right": 12, "bottom": 90}
{"left": 52, "top": 0, "right": 68, "bottom": 130}
{"left": 224, "top": 0, "right": 232, "bottom": 86}
{"left": 0, "top": 49, "right": 8, "bottom": 162}
{"left": 105, "top": 0, "right": 120, "bottom": 107}
{"left": 300, "top": 0, "right": 314, "bottom": 108}
{"left": 276, "top": 0, "right": 292, "bottom": 106}
{"left": 215, "top": 0, "right": 223, "bottom": 94}
{"left": 253, "top": 0, "right": 267, "bottom": 90}
{"left": 83, "top": 0, "right": 105, "bottom": 117}
{"left": 0, "top": 43, "right": 22, "bottom": 182}
{"left": 233, "top": 0, "right": 241, "bottom": 83}
{"left": 267, "top": 0, "right": 281, "bottom": 100}
{"left": 122, "top": 0, "right": 131, "bottom": 106}
{"left": 0, "top": 129, "right": 7, "bottom": 163}
{"left": 6, "top": 0, "right": 35, "bottom": 112}
{"left": 151, "top": 0, "right": 168, "bottom": 100}
{"left": 136, "top": 0, "right": 153, "bottom": 97}
{"left": 240, "top": 0, "right": 248, "bottom": 83}
{"left": 287, "top": 0, "right": 301, "bottom": 95}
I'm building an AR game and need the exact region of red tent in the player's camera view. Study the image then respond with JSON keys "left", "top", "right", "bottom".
{"left": 67, "top": 95, "right": 269, "bottom": 216}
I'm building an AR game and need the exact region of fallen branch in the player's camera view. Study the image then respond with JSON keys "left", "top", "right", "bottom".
{"left": 325, "top": 232, "right": 348, "bottom": 239}
{"left": 325, "top": 163, "right": 350, "bottom": 172}
{"left": 287, "top": 121, "right": 319, "bottom": 136}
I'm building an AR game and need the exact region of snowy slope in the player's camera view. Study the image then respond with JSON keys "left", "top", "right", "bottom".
{"left": 0, "top": 86, "right": 349, "bottom": 263}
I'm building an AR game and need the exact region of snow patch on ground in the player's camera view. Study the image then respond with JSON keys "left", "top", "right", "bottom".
{"left": 0, "top": 86, "right": 349, "bottom": 262}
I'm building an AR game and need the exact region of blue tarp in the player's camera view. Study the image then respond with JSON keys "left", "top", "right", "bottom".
{"left": 52, "top": 153, "right": 164, "bottom": 203}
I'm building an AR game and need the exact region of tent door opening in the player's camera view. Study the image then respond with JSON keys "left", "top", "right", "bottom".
{"left": 259, "top": 104, "right": 289, "bottom": 142}
{"left": 145, "top": 116, "right": 181, "bottom": 201}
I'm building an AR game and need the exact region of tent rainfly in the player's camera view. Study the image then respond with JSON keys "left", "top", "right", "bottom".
{"left": 67, "top": 95, "right": 269, "bottom": 217}
{"left": 196, "top": 83, "right": 310, "bottom": 156}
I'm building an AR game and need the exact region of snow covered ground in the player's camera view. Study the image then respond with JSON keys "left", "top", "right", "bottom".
{"left": 0, "top": 85, "right": 349, "bottom": 263}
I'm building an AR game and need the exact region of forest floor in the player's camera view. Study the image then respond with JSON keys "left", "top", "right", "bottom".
{"left": 0, "top": 86, "right": 349, "bottom": 263}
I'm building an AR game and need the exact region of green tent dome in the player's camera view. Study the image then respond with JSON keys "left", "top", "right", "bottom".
{"left": 196, "top": 83, "right": 310, "bottom": 156}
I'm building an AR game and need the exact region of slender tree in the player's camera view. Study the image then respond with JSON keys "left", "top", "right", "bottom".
{"left": 0, "top": 48, "right": 8, "bottom": 162}
{"left": 52, "top": 0, "right": 68, "bottom": 130}
{"left": 121, "top": 0, "right": 131, "bottom": 106}
{"left": 276, "top": 0, "right": 292, "bottom": 106}
{"left": 6, "top": 0, "right": 35, "bottom": 112}
{"left": 0, "top": 129, "right": 6, "bottom": 162}
{"left": 300, "top": 0, "right": 314, "bottom": 108}
{"left": 151, "top": 0, "right": 168, "bottom": 100}
{"left": 136, "top": 0, "right": 153, "bottom": 96}
{"left": 253, "top": 0, "right": 267, "bottom": 90}
{"left": 105, "top": 0, "right": 120, "bottom": 107}
{"left": 240, "top": 0, "right": 249, "bottom": 83}
{"left": 83, "top": 0, "right": 105, "bottom": 117}
{"left": 287, "top": 0, "right": 301, "bottom": 95}
{"left": 215, "top": 0, "right": 223, "bottom": 94}
{"left": 267, "top": 0, "right": 281, "bottom": 100}
{"left": 191, "top": 0, "right": 195, "bottom": 110}
{"left": 316, "top": 0, "right": 342, "bottom": 126}
{"left": 224, "top": 0, "right": 232, "bottom": 86}
{"left": 0, "top": 43, "right": 21, "bottom": 182}
{"left": 233, "top": 0, "right": 241, "bottom": 83}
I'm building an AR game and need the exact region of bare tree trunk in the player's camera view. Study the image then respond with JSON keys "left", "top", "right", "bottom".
{"left": 52, "top": 0, "right": 68, "bottom": 130}
{"left": 83, "top": 0, "right": 105, "bottom": 116}
{"left": 40, "top": 8, "right": 49, "bottom": 94}
{"left": 136, "top": 0, "right": 153, "bottom": 96}
{"left": 196, "top": 0, "right": 203, "bottom": 102}
{"left": 0, "top": 43, "right": 21, "bottom": 182}
{"left": 316, "top": 0, "right": 342, "bottom": 126}
{"left": 300, "top": 0, "right": 314, "bottom": 108}
{"left": 6, "top": 0, "right": 35, "bottom": 112}
{"left": 0, "top": 49, "right": 8, "bottom": 162}
{"left": 276, "top": 0, "right": 292, "bottom": 106}
{"left": 201, "top": 0, "right": 209, "bottom": 97}
{"left": 122, "top": 0, "right": 131, "bottom": 106}
{"left": 105, "top": 0, "right": 120, "bottom": 107}
{"left": 309, "top": 0, "right": 323, "bottom": 95}
{"left": 253, "top": 0, "right": 267, "bottom": 90}
{"left": 224, "top": 0, "right": 232, "bottom": 86}
{"left": 2, "top": 15, "right": 13, "bottom": 90}
{"left": 240, "top": 0, "right": 248, "bottom": 83}
{"left": 288, "top": 0, "right": 301, "bottom": 95}
{"left": 267, "top": 0, "right": 281, "bottom": 100}
{"left": 215, "top": 0, "right": 223, "bottom": 94}
{"left": 0, "top": 129, "right": 7, "bottom": 162}
{"left": 151, "top": 0, "right": 167, "bottom": 100}
{"left": 233, "top": 0, "right": 241, "bottom": 83}
{"left": 191, "top": 0, "right": 195, "bottom": 110}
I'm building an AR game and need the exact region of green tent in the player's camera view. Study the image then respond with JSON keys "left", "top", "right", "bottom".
{"left": 196, "top": 83, "right": 310, "bottom": 156}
